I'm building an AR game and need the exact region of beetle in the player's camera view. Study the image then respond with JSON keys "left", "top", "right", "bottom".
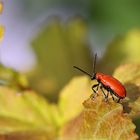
{"left": 73, "top": 54, "right": 126, "bottom": 103}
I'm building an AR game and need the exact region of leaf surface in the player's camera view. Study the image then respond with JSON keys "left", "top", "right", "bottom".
{"left": 61, "top": 96, "right": 138, "bottom": 140}
{"left": 0, "top": 86, "right": 60, "bottom": 139}
{"left": 58, "top": 76, "right": 91, "bottom": 126}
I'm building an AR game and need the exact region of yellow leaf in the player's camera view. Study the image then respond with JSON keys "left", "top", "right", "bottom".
{"left": 113, "top": 64, "right": 140, "bottom": 121}
{"left": 113, "top": 64, "right": 140, "bottom": 101}
{"left": 0, "top": 86, "right": 57, "bottom": 134}
{"left": 0, "top": 25, "right": 4, "bottom": 41}
{"left": 61, "top": 96, "right": 138, "bottom": 140}
{"left": 129, "top": 97, "right": 140, "bottom": 118}
{"left": 99, "top": 29, "right": 140, "bottom": 74}
{"left": 0, "top": 1, "right": 3, "bottom": 14}
{"left": 58, "top": 76, "right": 91, "bottom": 126}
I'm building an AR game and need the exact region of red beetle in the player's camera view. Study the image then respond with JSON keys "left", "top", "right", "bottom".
{"left": 73, "top": 54, "right": 126, "bottom": 103}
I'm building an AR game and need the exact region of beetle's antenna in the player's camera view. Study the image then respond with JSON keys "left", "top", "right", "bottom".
{"left": 73, "top": 66, "right": 92, "bottom": 78}
{"left": 93, "top": 53, "right": 97, "bottom": 74}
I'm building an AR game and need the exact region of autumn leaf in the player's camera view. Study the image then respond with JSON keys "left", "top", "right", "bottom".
{"left": 60, "top": 96, "right": 138, "bottom": 140}
{"left": 0, "top": 130, "right": 55, "bottom": 140}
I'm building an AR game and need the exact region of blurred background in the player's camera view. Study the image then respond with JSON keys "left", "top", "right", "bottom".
{"left": 1, "top": 0, "right": 140, "bottom": 98}
{"left": 1, "top": 0, "right": 140, "bottom": 70}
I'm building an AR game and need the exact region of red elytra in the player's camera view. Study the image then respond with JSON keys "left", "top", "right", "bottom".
{"left": 73, "top": 54, "right": 126, "bottom": 103}
{"left": 95, "top": 72, "right": 126, "bottom": 98}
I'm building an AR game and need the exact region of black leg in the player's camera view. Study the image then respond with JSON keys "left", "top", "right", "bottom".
{"left": 110, "top": 92, "right": 115, "bottom": 101}
{"left": 100, "top": 86, "right": 108, "bottom": 101}
{"left": 90, "top": 94, "right": 94, "bottom": 99}
{"left": 110, "top": 92, "right": 120, "bottom": 103}
{"left": 117, "top": 98, "right": 121, "bottom": 103}
{"left": 91, "top": 83, "right": 99, "bottom": 98}
{"left": 106, "top": 92, "right": 109, "bottom": 98}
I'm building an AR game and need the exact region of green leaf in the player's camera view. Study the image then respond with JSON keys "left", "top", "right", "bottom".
{"left": 0, "top": 86, "right": 60, "bottom": 139}
{"left": 30, "top": 17, "right": 93, "bottom": 98}
{"left": 0, "top": 65, "right": 29, "bottom": 91}
{"left": 60, "top": 96, "right": 138, "bottom": 140}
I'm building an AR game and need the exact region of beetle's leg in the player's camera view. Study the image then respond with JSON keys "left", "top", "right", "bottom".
{"left": 91, "top": 83, "right": 99, "bottom": 98}
{"left": 100, "top": 86, "right": 108, "bottom": 101}
{"left": 90, "top": 94, "right": 94, "bottom": 99}
{"left": 92, "top": 84, "right": 99, "bottom": 94}
{"left": 110, "top": 92, "right": 115, "bottom": 101}
{"left": 117, "top": 98, "right": 121, "bottom": 103}
{"left": 106, "top": 92, "right": 109, "bottom": 99}
{"left": 109, "top": 91, "right": 120, "bottom": 103}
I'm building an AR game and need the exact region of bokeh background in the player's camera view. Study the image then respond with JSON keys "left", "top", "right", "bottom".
{"left": 1, "top": 0, "right": 140, "bottom": 98}
{"left": 1, "top": 0, "right": 140, "bottom": 139}
{"left": 1, "top": 0, "right": 140, "bottom": 71}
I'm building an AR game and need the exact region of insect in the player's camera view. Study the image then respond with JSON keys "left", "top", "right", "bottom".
{"left": 73, "top": 54, "right": 126, "bottom": 103}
